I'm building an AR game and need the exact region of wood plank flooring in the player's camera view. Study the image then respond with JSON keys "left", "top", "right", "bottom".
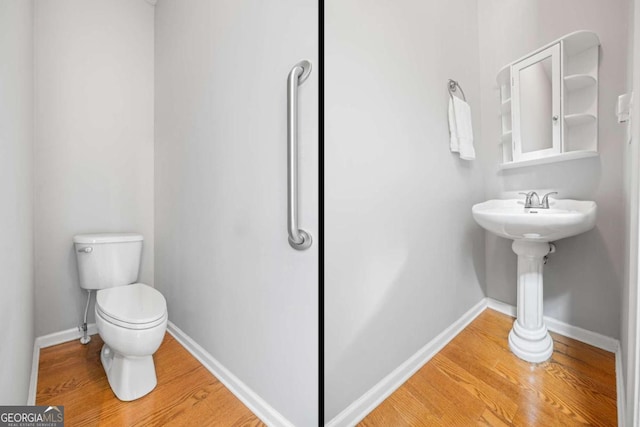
{"left": 38, "top": 309, "right": 617, "bottom": 425}
{"left": 36, "top": 333, "right": 265, "bottom": 426}
{"left": 359, "top": 309, "right": 617, "bottom": 426}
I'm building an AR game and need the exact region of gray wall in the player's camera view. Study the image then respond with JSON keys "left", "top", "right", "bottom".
{"left": 325, "top": 0, "right": 486, "bottom": 421}
{"left": 154, "top": 1, "right": 318, "bottom": 425}
{"left": 476, "top": 0, "right": 630, "bottom": 339}
{"left": 34, "top": 0, "right": 155, "bottom": 336}
{"left": 0, "top": 0, "right": 35, "bottom": 404}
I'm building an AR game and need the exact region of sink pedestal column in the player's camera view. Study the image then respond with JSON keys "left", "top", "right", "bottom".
{"left": 508, "top": 240, "right": 554, "bottom": 363}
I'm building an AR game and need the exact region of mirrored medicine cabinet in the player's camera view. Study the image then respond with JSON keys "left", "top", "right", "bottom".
{"left": 497, "top": 31, "right": 600, "bottom": 169}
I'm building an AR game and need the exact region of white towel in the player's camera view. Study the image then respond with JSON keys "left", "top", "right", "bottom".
{"left": 448, "top": 96, "right": 475, "bottom": 160}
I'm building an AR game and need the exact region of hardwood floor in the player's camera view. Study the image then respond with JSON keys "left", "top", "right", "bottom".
{"left": 38, "top": 310, "right": 617, "bottom": 426}
{"left": 36, "top": 333, "right": 265, "bottom": 426}
{"left": 359, "top": 309, "right": 617, "bottom": 426}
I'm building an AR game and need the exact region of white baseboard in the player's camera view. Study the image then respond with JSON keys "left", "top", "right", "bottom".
{"left": 35, "top": 323, "right": 98, "bottom": 349}
{"left": 486, "top": 298, "right": 517, "bottom": 317}
{"left": 328, "top": 297, "right": 622, "bottom": 427}
{"left": 616, "top": 347, "right": 626, "bottom": 427}
{"left": 27, "top": 343, "right": 40, "bottom": 405}
{"left": 325, "top": 298, "right": 488, "bottom": 427}
{"left": 27, "top": 323, "right": 99, "bottom": 404}
{"left": 167, "top": 321, "right": 294, "bottom": 427}
{"left": 544, "top": 316, "right": 619, "bottom": 353}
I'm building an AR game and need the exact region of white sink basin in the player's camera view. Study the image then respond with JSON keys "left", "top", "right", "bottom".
{"left": 472, "top": 198, "right": 597, "bottom": 242}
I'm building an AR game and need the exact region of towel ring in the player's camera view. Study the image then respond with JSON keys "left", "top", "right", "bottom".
{"left": 448, "top": 79, "right": 466, "bottom": 101}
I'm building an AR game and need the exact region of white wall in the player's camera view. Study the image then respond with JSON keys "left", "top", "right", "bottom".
{"left": 623, "top": 0, "right": 639, "bottom": 422}
{"left": 325, "top": 0, "right": 486, "bottom": 421}
{"left": 477, "top": 0, "right": 630, "bottom": 339}
{"left": 34, "top": 0, "right": 155, "bottom": 336}
{"left": 154, "top": 1, "right": 318, "bottom": 425}
{"left": 0, "top": 0, "right": 35, "bottom": 404}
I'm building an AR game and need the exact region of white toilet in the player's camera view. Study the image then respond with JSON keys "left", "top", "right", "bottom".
{"left": 74, "top": 232, "right": 167, "bottom": 401}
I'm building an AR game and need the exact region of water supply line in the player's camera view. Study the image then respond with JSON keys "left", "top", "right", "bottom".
{"left": 544, "top": 242, "right": 557, "bottom": 265}
{"left": 79, "top": 290, "right": 92, "bottom": 344}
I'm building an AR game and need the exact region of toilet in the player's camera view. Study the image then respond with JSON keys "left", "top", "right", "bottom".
{"left": 73, "top": 232, "right": 167, "bottom": 401}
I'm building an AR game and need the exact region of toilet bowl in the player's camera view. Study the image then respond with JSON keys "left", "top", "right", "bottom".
{"left": 95, "top": 282, "right": 167, "bottom": 401}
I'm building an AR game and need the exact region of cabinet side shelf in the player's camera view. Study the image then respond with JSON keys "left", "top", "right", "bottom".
{"left": 564, "top": 113, "right": 596, "bottom": 126}
{"left": 500, "top": 130, "right": 513, "bottom": 142}
{"left": 564, "top": 74, "right": 596, "bottom": 91}
{"left": 501, "top": 98, "right": 512, "bottom": 114}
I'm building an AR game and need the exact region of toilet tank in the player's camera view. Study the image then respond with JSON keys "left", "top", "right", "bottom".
{"left": 73, "top": 233, "right": 143, "bottom": 290}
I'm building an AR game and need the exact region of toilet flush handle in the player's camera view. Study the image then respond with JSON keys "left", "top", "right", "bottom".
{"left": 77, "top": 246, "right": 93, "bottom": 253}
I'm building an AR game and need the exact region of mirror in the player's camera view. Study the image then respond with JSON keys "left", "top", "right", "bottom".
{"left": 519, "top": 57, "right": 553, "bottom": 153}
{"left": 511, "top": 43, "right": 561, "bottom": 162}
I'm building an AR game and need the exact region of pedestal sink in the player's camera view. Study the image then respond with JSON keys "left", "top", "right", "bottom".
{"left": 472, "top": 198, "right": 597, "bottom": 362}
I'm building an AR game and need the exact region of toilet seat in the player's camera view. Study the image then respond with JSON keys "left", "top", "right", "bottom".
{"left": 96, "top": 283, "right": 167, "bottom": 330}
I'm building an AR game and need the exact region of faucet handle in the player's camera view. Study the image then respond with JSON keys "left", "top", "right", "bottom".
{"left": 519, "top": 191, "right": 539, "bottom": 208}
{"left": 518, "top": 192, "right": 531, "bottom": 206}
{"left": 541, "top": 191, "right": 558, "bottom": 208}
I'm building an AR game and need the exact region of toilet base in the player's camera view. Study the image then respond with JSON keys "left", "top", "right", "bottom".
{"left": 101, "top": 344, "right": 157, "bottom": 401}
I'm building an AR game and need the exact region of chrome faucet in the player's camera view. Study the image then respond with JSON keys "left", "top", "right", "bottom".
{"left": 519, "top": 191, "right": 557, "bottom": 209}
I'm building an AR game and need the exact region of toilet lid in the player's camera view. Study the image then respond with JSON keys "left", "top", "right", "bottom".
{"left": 96, "top": 283, "right": 166, "bottom": 325}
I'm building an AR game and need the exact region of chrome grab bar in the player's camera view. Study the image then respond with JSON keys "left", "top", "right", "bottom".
{"left": 287, "top": 60, "right": 312, "bottom": 250}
